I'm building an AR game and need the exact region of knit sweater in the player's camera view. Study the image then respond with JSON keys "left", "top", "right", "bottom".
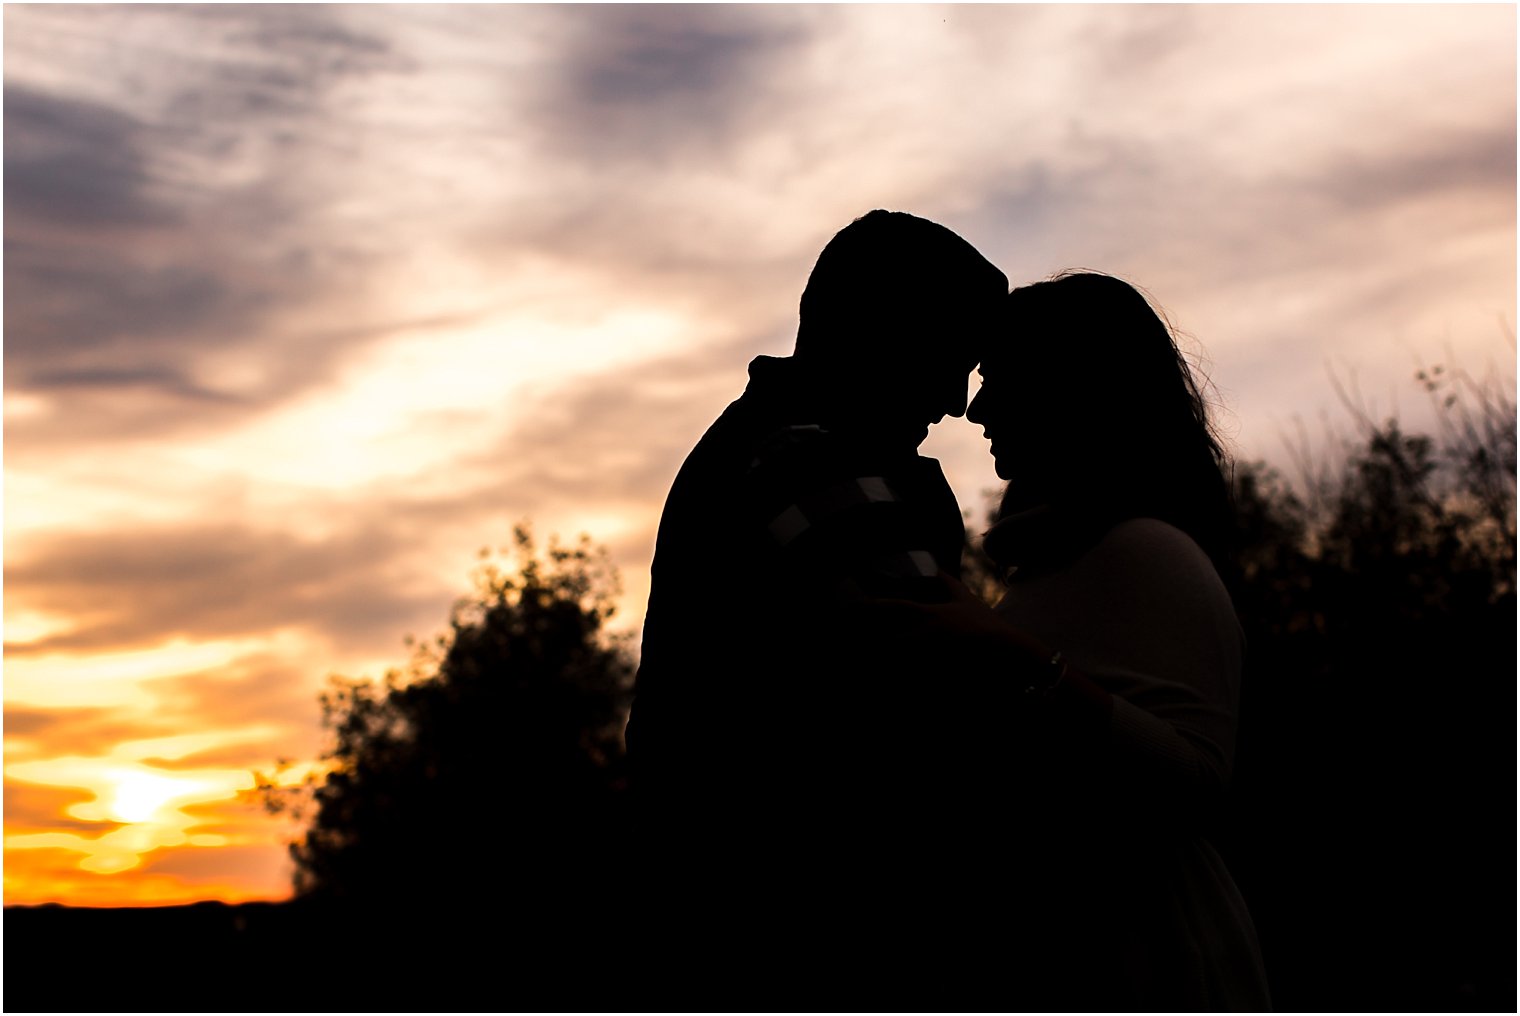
{"left": 627, "top": 353, "right": 966, "bottom": 842}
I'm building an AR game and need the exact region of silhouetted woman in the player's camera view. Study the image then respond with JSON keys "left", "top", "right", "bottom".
{"left": 963, "top": 271, "right": 1271, "bottom": 1010}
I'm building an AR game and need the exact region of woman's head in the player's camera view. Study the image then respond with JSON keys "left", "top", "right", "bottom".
{"left": 968, "top": 271, "right": 1232, "bottom": 562}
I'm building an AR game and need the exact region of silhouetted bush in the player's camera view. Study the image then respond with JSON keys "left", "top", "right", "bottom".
{"left": 1222, "top": 363, "right": 1513, "bottom": 1010}
{"left": 265, "top": 526, "right": 634, "bottom": 929}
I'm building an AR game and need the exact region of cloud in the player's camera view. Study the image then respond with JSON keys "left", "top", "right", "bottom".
{"left": 6, "top": 706, "right": 110, "bottom": 739}
{"left": 4, "top": 233, "right": 268, "bottom": 395}
{"left": 3, "top": 780, "right": 106, "bottom": 833}
{"left": 4, "top": 706, "right": 165, "bottom": 757}
{"left": 5, "top": 523, "right": 443, "bottom": 658}
{"left": 2, "top": 82, "right": 274, "bottom": 402}
{"left": 135, "top": 842, "right": 290, "bottom": 888}
{"left": 169, "top": 5, "right": 402, "bottom": 120}
{"left": 3, "top": 7, "right": 425, "bottom": 446}
{"left": 5, "top": 669, "right": 323, "bottom": 786}
{"left": 1316, "top": 121, "right": 1516, "bottom": 212}
{"left": 529, "top": 6, "right": 806, "bottom": 165}
{"left": 3, "top": 87, "right": 174, "bottom": 229}
{"left": 470, "top": 329, "right": 773, "bottom": 506}
{"left": 141, "top": 655, "right": 337, "bottom": 758}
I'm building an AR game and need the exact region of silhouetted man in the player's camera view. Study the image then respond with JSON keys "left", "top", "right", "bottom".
{"left": 625, "top": 211, "right": 1008, "bottom": 970}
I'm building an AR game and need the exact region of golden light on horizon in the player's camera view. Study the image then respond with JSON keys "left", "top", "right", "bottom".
{"left": 5, "top": 711, "right": 300, "bottom": 900}
{"left": 6, "top": 753, "right": 259, "bottom": 870}
{"left": 5, "top": 637, "right": 304, "bottom": 710}
{"left": 98, "top": 769, "right": 210, "bottom": 824}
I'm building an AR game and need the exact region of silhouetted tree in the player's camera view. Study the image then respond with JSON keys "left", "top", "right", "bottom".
{"left": 266, "top": 525, "right": 634, "bottom": 925}
{"left": 1221, "top": 362, "right": 1513, "bottom": 1010}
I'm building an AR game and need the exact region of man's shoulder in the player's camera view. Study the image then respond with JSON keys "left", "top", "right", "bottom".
{"left": 650, "top": 382, "right": 778, "bottom": 557}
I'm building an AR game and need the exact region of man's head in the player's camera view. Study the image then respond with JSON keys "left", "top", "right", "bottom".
{"left": 793, "top": 210, "right": 1008, "bottom": 447}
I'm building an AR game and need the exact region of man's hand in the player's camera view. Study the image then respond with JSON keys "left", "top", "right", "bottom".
{"left": 851, "top": 571, "right": 1053, "bottom": 661}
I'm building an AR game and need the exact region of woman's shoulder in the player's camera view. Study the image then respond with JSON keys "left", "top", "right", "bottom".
{"left": 1073, "top": 518, "right": 1244, "bottom": 677}
{"left": 1086, "top": 517, "right": 1232, "bottom": 604}
{"left": 1098, "top": 516, "right": 1210, "bottom": 556}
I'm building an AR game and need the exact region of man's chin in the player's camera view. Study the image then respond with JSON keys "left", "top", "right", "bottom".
{"left": 859, "top": 418, "right": 929, "bottom": 450}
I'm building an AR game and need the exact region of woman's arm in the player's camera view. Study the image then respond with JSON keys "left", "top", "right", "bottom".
{"left": 1006, "top": 517, "right": 1245, "bottom": 823}
{"left": 864, "top": 518, "right": 1243, "bottom": 825}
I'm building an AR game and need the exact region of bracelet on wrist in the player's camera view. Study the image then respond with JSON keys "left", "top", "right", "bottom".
{"left": 1022, "top": 649, "right": 1070, "bottom": 700}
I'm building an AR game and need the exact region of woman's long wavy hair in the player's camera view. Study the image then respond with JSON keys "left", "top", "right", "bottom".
{"left": 991, "top": 270, "right": 1235, "bottom": 575}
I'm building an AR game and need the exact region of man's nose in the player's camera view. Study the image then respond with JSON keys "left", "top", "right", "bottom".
{"left": 965, "top": 386, "right": 985, "bottom": 424}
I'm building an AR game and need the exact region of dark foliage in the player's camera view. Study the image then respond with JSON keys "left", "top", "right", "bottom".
{"left": 264, "top": 526, "right": 634, "bottom": 924}
{"left": 1222, "top": 362, "right": 1516, "bottom": 1011}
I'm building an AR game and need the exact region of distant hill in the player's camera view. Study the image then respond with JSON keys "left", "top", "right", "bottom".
{"left": 4, "top": 900, "right": 639, "bottom": 1011}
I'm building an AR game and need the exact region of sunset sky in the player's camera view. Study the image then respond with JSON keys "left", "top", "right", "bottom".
{"left": 4, "top": 4, "right": 1515, "bottom": 906}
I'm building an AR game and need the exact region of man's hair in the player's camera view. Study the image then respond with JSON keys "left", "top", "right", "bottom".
{"left": 795, "top": 209, "right": 1008, "bottom": 362}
